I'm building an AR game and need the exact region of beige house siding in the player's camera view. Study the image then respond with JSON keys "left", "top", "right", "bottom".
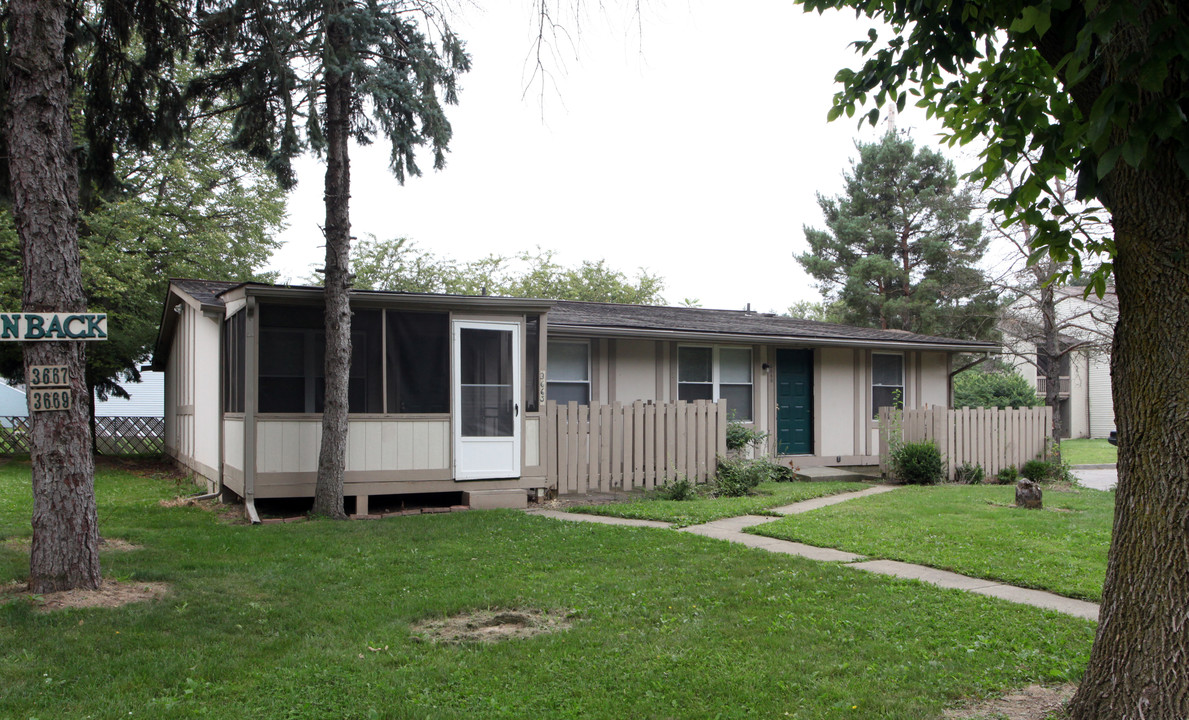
{"left": 919, "top": 352, "right": 950, "bottom": 408}
{"left": 1088, "top": 353, "right": 1115, "bottom": 438}
{"left": 817, "top": 347, "right": 857, "bottom": 458}
{"left": 223, "top": 417, "right": 244, "bottom": 495}
{"left": 164, "top": 302, "right": 221, "bottom": 483}
{"left": 613, "top": 339, "right": 659, "bottom": 403}
{"left": 1068, "top": 351, "right": 1091, "bottom": 439}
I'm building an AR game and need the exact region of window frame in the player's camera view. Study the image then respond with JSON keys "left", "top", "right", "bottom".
{"left": 677, "top": 345, "right": 754, "bottom": 422}
{"left": 546, "top": 339, "right": 592, "bottom": 406}
{"left": 871, "top": 352, "right": 905, "bottom": 419}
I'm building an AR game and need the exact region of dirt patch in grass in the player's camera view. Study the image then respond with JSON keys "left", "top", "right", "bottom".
{"left": 2, "top": 578, "right": 170, "bottom": 611}
{"left": 2, "top": 536, "right": 141, "bottom": 551}
{"left": 159, "top": 495, "right": 249, "bottom": 524}
{"left": 411, "top": 608, "right": 574, "bottom": 644}
{"left": 945, "top": 684, "right": 1075, "bottom": 720}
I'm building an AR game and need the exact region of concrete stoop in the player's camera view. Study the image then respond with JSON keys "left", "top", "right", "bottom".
{"left": 792, "top": 466, "right": 884, "bottom": 482}
{"left": 463, "top": 489, "right": 529, "bottom": 510}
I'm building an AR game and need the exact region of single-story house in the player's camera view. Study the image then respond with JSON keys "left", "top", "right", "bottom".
{"left": 153, "top": 279, "right": 997, "bottom": 517}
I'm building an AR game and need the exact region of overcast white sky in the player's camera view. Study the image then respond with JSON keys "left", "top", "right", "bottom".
{"left": 268, "top": 0, "right": 967, "bottom": 313}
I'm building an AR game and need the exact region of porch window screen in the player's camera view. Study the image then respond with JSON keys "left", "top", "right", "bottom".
{"left": 678, "top": 346, "right": 752, "bottom": 421}
{"left": 257, "top": 304, "right": 382, "bottom": 413}
{"left": 386, "top": 311, "right": 448, "bottom": 413}
{"left": 546, "top": 341, "right": 590, "bottom": 405}
{"left": 872, "top": 353, "right": 904, "bottom": 418}
{"left": 525, "top": 315, "right": 540, "bottom": 413}
{"left": 222, "top": 311, "right": 246, "bottom": 413}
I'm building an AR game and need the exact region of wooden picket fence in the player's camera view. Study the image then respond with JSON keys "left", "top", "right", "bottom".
{"left": 879, "top": 406, "right": 1054, "bottom": 480}
{"left": 545, "top": 399, "right": 728, "bottom": 495}
{"left": 0, "top": 416, "right": 164, "bottom": 455}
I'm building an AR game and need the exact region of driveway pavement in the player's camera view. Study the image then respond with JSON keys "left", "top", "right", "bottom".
{"left": 1073, "top": 466, "right": 1117, "bottom": 491}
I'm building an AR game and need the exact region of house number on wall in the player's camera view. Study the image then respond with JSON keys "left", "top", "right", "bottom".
{"left": 28, "top": 365, "right": 71, "bottom": 413}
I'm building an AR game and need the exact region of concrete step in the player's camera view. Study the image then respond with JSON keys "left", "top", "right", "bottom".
{"left": 792, "top": 466, "right": 883, "bottom": 482}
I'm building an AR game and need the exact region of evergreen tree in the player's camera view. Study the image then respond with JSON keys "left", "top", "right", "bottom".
{"left": 192, "top": 1, "right": 469, "bottom": 518}
{"left": 797, "top": 132, "right": 998, "bottom": 341}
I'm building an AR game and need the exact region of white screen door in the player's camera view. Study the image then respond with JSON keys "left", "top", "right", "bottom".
{"left": 453, "top": 320, "right": 521, "bottom": 480}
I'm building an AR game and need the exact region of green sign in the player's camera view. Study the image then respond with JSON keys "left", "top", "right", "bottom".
{"left": 0, "top": 313, "right": 107, "bottom": 341}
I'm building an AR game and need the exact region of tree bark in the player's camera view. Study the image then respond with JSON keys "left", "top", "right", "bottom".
{"left": 1038, "top": 280, "right": 1063, "bottom": 440}
{"left": 1067, "top": 11, "right": 1189, "bottom": 714}
{"left": 313, "top": 1, "right": 352, "bottom": 519}
{"left": 7, "top": 0, "right": 101, "bottom": 592}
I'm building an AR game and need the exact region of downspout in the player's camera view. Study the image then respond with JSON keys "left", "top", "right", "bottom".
{"left": 243, "top": 296, "right": 261, "bottom": 524}
{"left": 215, "top": 310, "right": 225, "bottom": 497}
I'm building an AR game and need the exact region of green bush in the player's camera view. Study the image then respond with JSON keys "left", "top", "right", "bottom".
{"left": 725, "top": 420, "right": 768, "bottom": 452}
{"left": 996, "top": 466, "right": 1019, "bottom": 485}
{"left": 1020, "top": 459, "right": 1052, "bottom": 482}
{"left": 655, "top": 476, "right": 697, "bottom": 501}
{"left": 890, "top": 440, "right": 944, "bottom": 485}
{"left": 953, "top": 462, "right": 985, "bottom": 484}
{"left": 713, "top": 456, "right": 779, "bottom": 497}
{"left": 953, "top": 369, "right": 1041, "bottom": 409}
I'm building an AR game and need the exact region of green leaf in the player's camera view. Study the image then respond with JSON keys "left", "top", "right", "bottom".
{"left": 1010, "top": 6, "right": 1053, "bottom": 37}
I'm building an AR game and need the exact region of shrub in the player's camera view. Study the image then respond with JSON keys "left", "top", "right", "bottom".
{"left": 655, "top": 476, "right": 697, "bottom": 501}
{"left": 713, "top": 455, "right": 778, "bottom": 497}
{"left": 890, "top": 440, "right": 944, "bottom": 485}
{"left": 953, "top": 368, "right": 1041, "bottom": 409}
{"left": 726, "top": 420, "right": 768, "bottom": 452}
{"left": 1020, "top": 459, "right": 1052, "bottom": 482}
{"left": 953, "top": 462, "right": 985, "bottom": 484}
{"left": 996, "top": 466, "right": 1019, "bottom": 485}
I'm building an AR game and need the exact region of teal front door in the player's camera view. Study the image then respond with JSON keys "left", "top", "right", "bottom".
{"left": 776, "top": 349, "right": 813, "bottom": 455}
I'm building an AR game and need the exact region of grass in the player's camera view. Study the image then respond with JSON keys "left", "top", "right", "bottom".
{"left": 569, "top": 481, "right": 871, "bottom": 527}
{"left": 0, "top": 459, "right": 1096, "bottom": 719}
{"left": 1060, "top": 438, "right": 1117, "bottom": 466}
{"left": 750, "top": 484, "right": 1113, "bottom": 601}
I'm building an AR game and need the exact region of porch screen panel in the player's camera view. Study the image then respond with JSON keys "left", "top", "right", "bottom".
{"left": 257, "top": 303, "right": 382, "bottom": 413}
{"left": 525, "top": 315, "right": 540, "bottom": 413}
{"left": 222, "top": 311, "right": 246, "bottom": 413}
{"left": 386, "top": 311, "right": 449, "bottom": 413}
{"left": 460, "top": 329, "right": 514, "bottom": 437}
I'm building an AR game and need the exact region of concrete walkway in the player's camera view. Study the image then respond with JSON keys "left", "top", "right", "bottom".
{"left": 531, "top": 485, "right": 1100, "bottom": 621}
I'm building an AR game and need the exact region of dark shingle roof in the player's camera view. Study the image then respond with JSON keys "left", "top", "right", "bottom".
{"left": 548, "top": 301, "right": 997, "bottom": 350}
{"left": 171, "top": 278, "right": 242, "bottom": 307}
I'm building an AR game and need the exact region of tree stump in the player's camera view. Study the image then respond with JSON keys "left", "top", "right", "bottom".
{"left": 1015, "top": 479, "right": 1043, "bottom": 509}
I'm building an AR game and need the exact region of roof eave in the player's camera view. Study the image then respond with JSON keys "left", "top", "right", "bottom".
{"left": 547, "top": 323, "right": 1001, "bottom": 353}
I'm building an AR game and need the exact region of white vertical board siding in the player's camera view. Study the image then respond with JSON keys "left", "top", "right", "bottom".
{"left": 256, "top": 419, "right": 450, "bottom": 473}
{"left": 1069, "top": 351, "right": 1091, "bottom": 439}
{"left": 818, "top": 348, "right": 856, "bottom": 457}
{"left": 613, "top": 339, "right": 658, "bottom": 402}
{"left": 224, "top": 419, "right": 244, "bottom": 471}
{"left": 919, "top": 352, "right": 950, "bottom": 408}
{"left": 1088, "top": 352, "right": 1116, "bottom": 438}
{"left": 193, "top": 312, "right": 222, "bottom": 478}
{"left": 525, "top": 416, "right": 540, "bottom": 466}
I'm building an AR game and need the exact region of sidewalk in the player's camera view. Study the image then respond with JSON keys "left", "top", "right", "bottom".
{"left": 530, "top": 485, "right": 1100, "bottom": 622}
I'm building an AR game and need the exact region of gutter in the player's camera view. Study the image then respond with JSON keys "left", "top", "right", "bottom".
{"left": 549, "top": 324, "right": 1002, "bottom": 354}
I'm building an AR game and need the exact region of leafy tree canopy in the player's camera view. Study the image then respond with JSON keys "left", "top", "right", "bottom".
{"left": 952, "top": 365, "right": 1041, "bottom": 409}
{"left": 796, "top": 132, "right": 999, "bottom": 340}
{"left": 350, "top": 237, "right": 666, "bottom": 305}
{"left": 0, "top": 112, "right": 285, "bottom": 402}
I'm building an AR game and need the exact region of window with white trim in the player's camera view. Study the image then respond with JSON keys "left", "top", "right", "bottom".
{"left": 546, "top": 341, "right": 590, "bottom": 405}
{"left": 677, "top": 346, "right": 753, "bottom": 421}
{"left": 872, "top": 353, "right": 904, "bottom": 418}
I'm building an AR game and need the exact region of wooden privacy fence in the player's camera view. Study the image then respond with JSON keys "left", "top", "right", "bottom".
{"left": 545, "top": 399, "right": 728, "bottom": 495}
{"left": 0, "top": 416, "right": 164, "bottom": 455}
{"left": 879, "top": 406, "right": 1053, "bottom": 480}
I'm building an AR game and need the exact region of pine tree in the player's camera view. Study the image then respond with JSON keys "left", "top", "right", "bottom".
{"left": 192, "top": 1, "right": 469, "bottom": 518}
{"left": 797, "top": 132, "right": 998, "bottom": 341}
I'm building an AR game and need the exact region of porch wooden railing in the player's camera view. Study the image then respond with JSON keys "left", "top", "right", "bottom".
{"left": 1035, "top": 376, "right": 1071, "bottom": 397}
{"left": 879, "top": 406, "right": 1053, "bottom": 480}
{"left": 545, "top": 399, "right": 728, "bottom": 495}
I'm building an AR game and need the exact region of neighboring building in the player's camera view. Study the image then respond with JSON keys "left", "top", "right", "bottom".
{"left": 1002, "top": 286, "right": 1116, "bottom": 439}
{"left": 153, "top": 279, "right": 998, "bottom": 513}
{"left": 0, "top": 383, "right": 27, "bottom": 423}
{"left": 95, "top": 371, "right": 165, "bottom": 418}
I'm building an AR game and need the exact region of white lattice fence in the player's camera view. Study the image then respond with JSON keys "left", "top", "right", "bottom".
{"left": 0, "top": 416, "right": 163, "bottom": 455}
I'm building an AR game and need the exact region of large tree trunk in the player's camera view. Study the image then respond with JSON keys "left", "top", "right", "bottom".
{"left": 8, "top": 0, "right": 101, "bottom": 592}
{"left": 312, "top": 2, "right": 352, "bottom": 519}
{"left": 1038, "top": 281, "right": 1063, "bottom": 441}
{"left": 1067, "top": 103, "right": 1189, "bottom": 720}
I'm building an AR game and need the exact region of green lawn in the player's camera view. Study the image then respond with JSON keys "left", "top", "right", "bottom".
{"left": 750, "top": 484, "right": 1112, "bottom": 601}
{"left": 1061, "top": 438, "right": 1117, "bottom": 466}
{"left": 570, "top": 481, "right": 871, "bottom": 527}
{"left": 0, "top": 460, "right": 1095, "bottom": 719}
